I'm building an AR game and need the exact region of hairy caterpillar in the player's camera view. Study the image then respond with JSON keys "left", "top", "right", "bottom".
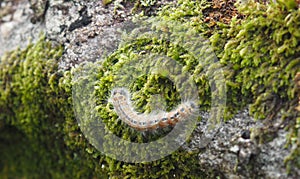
{"left": 110, "top": 87, "right": 198, "bottom": 131}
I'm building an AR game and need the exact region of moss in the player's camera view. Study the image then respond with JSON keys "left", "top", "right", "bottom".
{"left": 0, "top": 36, "right": 108, "bottom": 178}
{"left": 92, "top": 0, "right": 300, "bottom": 175}
{"left": 74, "top": 0, "right": 300, "bottom": 177}
{"left": 213, "top": 0, "right": 300, "bottom": 170}
{"left": 1, "top": 0, "right": 300, "bottom": 178}
{"left": 71, "top": 37, "right": 207, "bottom": 178}
{"left": 111, "top": 0, "right": 161, "bottom": 15}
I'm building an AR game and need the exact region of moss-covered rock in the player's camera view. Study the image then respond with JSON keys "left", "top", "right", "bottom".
{"left": 0, "top": 0, "right": 300, "bottom": 178}
{"left": 0, "top": 36, "right": 107, "bottom": 178}
{"left": 215, "top": 1, "right": 300, "bottom": 171}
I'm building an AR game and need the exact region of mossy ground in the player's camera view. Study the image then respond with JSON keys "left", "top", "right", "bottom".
{"left": 0, "top": 0, "right": 299, "bottom": 178}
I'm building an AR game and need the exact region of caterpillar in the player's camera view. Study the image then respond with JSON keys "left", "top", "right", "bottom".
{"left": 110, "top": 87, "right": 198, "bottom": 131}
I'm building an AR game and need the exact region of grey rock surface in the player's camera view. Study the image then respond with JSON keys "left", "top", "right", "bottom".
{"left": 45, "top": 0, "right": 173, "bottom": 70}
{"left": 183, "top": 110, "right": 295, "bottom": 178}
{"left": 0, "top": 0, "right": 44, "bottom": 56}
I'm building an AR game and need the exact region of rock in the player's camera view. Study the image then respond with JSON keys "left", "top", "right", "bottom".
{"left": 0, "top": 0, "right": 298, "bottom": 178}
{"left": 0, "top": 0, "right": 44, "bottom": 56}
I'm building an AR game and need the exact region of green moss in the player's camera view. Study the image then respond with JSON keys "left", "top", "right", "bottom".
{"left": 112, "top": 0, "right": 160, "bottom": 14}
{"left": 1, "top": 0, "right": 300, "bottom": 178}
{"left": 0, "top": 33, "right": 205, "bottom": 178}
{"left": 213, "top": 0, "right": 300, "bottom": 169}
{"left": 93, "top": 0, "right": 300, "bottom": 175}
{"left": 0, "top": 36, "right": 108, "bottom": 178}
{"left": 71, "top": 37, "right": 208, "bottom": 178}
